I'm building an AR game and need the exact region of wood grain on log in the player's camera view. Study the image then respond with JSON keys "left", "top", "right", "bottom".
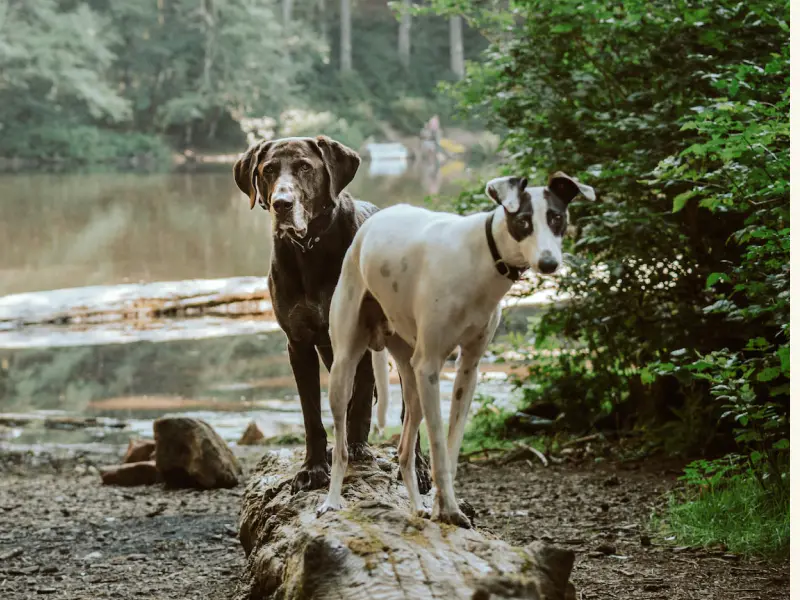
{"left": 236, "top": 449, "right": 576, "bottom": 599}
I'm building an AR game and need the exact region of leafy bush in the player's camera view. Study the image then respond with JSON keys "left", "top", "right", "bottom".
{"left": 431, "top": 0, "right": 789, "bottom": 553}
{"left": 0, "top": 124, "right": 172, "bottom": 165}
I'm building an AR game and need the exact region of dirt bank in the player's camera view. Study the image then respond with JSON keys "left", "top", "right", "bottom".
{"left": 0, "top": 446, "right": 788, "bottom": 600}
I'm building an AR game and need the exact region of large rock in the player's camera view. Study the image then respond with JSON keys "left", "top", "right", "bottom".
{"left": 235, "top": 449, "right": 576, "bottom": 600}
{"left": 153, "top": 417, "right": 242, "bottom": 489}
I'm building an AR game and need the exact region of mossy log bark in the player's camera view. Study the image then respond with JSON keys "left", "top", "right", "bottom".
{"left": 236, "top": 449, "right": 577, "bottom": 600}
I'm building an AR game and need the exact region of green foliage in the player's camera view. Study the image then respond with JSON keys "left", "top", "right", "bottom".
{"left": 459, "top": 394, "right": 515, "bottom": 455}
{"left": 0, "top": 0, "right": 488, "bottom": 163}
{"left": 433, "top": 0, "right": 789, "bottom": 553}
{"left": 657, "top": 456, "right": 789, "bottom": 557}
{"left": 0, "top": 124, "right": 172, "bottom": 165}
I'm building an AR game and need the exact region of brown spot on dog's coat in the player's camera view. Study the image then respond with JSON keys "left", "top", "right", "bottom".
{"left": 392, "top": 281, "right": 399, "bottom": 293}
{"left": 428, "top": 373, "right": 438, "bottom": 385}
{"left": 455, "top": 387, "right": 464, "bottom": 400}
{"left": 380, "top": 262, "right": 391, "bottom": 277}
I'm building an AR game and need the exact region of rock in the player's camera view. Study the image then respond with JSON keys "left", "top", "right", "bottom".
{"left": 237, "top": 421, "right": 265, "bottom": 446}
{"left": 153, "top": 417, "right": 242, "bottom": 489}
{"left": 234, "top": 449, "right": 577, "bottom": 600}
{"left": 100, "top": 462, "right": 162, "bottom": 487}
{"left": 596, "top": 543, "right": 616, "bottom": 555}
{"left": 82, "top": 551, "right": 104, "bottom": 562}
{"left": 123, "top": 439, "right": 156, "bottom": 463}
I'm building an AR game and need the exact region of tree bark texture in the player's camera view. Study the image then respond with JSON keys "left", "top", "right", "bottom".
{"left": 398, "top": 0, "right": 412, "bottom": 67}
{"left": 340, "top": 0, "right": 352, "bottom": 71}
{"left": 235, "top": 449, "right": 577, "bottom": 599}
{"left": 449, "top": 15, "right": 465, "bottom": 79}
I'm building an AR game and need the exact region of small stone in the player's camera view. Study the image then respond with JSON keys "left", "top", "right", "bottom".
{"left": 603, "top": 475, "right": 620, "bottom": 487}
{"left": 0, "top": 547, "right": 23, "bottom": 561}
{"left": 101, "top": 462, "right": 162, "bottom": 487}
{"left": 237, "top": 421, "right": 265, "bottom": 446}
{"left": 36, "top": 588, "right": 57, "bottom": 595}
{"left": 82, "top": 551, "right": 104, "bottom": 562}
{"left": 41, "top": 565, "right": 58, "bottom": 574}
{"left": 600, "top": 502, "right": 610, "bottom": 512}
{"left": 596, "top": 543, "right": 616, "bottom": 555}
{"left": 124, "top": 439, "right": 156, "bottom": 463}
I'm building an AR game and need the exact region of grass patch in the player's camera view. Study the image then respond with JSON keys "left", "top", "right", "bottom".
{"left": 658, "top": 473, "right": 789, "bottom": 558}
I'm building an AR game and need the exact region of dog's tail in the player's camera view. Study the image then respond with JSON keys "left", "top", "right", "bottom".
{"left": 371, "top": 349, "right": 390, "bottom": 437}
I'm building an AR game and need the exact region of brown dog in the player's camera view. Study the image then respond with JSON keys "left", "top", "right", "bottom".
{"left": 233, "top": 135, "right": 431, "bottom": 494}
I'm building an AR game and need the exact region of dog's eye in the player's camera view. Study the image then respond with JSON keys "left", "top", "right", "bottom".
{"left": 299, "top": 163, "right": 312, "bottom": 172}
{"left": 549, "top": 213, "right": 564, "bottom": 228}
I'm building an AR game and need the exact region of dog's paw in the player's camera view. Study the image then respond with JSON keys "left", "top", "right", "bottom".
{"left": 348, "top": 442, "right": 375, "bottom": 463}
{"left": 434, "top": 508, "right": 472, "bottom": 529}
{"left": 415, "top": 508, "right": 433, "bottom": 520}
{"left": 316, "top": 498, "right": 345, "bottom": 517}
{"left": 291, "top": 463, "right": 330, "bottom": 494}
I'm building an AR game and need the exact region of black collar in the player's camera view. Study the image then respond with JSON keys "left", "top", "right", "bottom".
{"left": 284, "top": 203, "right": 337, "bottom": 253}
{"left": 485, "top": 211, "right": 527, "bottom": 282}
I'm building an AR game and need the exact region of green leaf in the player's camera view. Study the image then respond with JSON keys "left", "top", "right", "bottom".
{"left": 756, "top": 367, "right": 781, "bottom": 382}
{"left": 672, "top": 190, "right": 697, "bottom": 212}
{"left": 777, "top": 346, "right": 789, "bottom": 374}
{"left": 640, "top": 367, "right": 655, "bottom": 384}
{"left": 705, "top": 272, "right": 730, "bottom": 288}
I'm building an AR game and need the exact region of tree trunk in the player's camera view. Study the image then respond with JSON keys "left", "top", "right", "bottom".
{"left": 234, "top": 449, "right": 577, "bottom": 600}
{"left": 398, "top": 0, "right": 412, "bottom": 68}
{"left": 282, "top": 0, "right": 293, "bottom": 25}
{"left": 449, "top": 15, "right": 465, "bottom": 79}
{"left": 318, "top": 0, "right": 327, "bottom": 40}
{"left": 340, "top": 0, "right": 352, "bottom": 72}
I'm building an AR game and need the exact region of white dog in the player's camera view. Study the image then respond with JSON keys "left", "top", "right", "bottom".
{"left": 318, "top": 172, "right": 595, "bottom": 527}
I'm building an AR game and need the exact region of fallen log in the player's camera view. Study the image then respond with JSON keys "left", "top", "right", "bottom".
{"left": 236, "top": 449, "right": 577, "bottom": 600}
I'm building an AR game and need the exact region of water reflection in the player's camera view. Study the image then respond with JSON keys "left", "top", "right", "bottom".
{"left": 0, "top": 162, "right": 471, "bottom": 295}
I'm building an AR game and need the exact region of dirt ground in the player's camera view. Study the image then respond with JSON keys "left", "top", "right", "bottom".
{"left": 0, "top": 446, "right": 789, "bottom": 600}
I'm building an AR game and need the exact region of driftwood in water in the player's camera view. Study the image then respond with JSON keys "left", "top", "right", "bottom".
{"left": 235, "top": 449, "right": 576, "bottom": 600}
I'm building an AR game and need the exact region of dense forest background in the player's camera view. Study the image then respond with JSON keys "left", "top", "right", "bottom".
{"left": 0, "top": 0, "right": 485, "bottom": 164}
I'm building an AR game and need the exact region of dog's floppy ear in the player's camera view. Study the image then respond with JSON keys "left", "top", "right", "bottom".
{"left": 313, "top": 135, "right": 361, "bottom": 200}
{"left": 233, "top": 140, "right": 271, "bottom": 210}
{"left": 485, "top": 176, "right": 527, "bottom": 213}
{"left": 548, "top": 172, "right": 596, "bottom": 204}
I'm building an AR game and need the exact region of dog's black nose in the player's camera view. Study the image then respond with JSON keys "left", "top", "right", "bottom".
{"left": 272, "top": 197, "right": 292, "bottom": 214}
{"left": 538, "top": 254, "right": 559, "bottom": 274}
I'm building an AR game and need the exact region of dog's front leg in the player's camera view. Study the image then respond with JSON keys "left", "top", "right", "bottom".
{"left": 288, "top": 340, "right": 330, "bottom": 494}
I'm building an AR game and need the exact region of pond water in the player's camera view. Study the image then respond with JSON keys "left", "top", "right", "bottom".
{"left": 0, "top": 161, "right": 468, "bottom": 295}
{"left": 0, "top": 160, "right": 527, "bottom": 447}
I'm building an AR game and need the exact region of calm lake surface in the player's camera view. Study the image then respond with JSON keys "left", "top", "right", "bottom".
{"left": 0, "top": 161, "right": 523, "bottom": 446}
{"left": 0, "top": 162, "right": 469, "bottom": 295}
